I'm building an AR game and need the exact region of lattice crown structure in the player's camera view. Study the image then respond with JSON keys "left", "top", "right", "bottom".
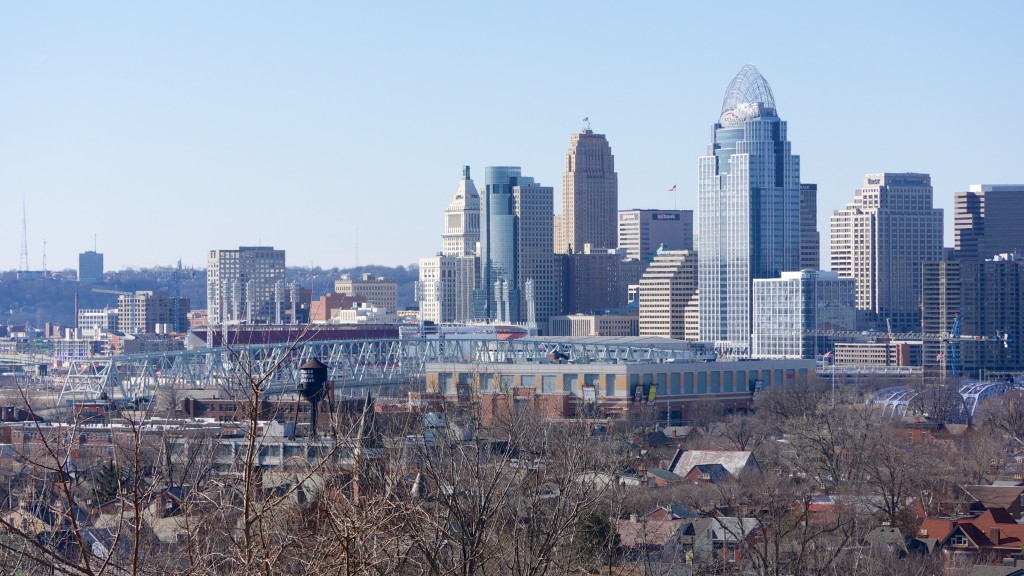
{"left": 719, "top": 64, "right": 778, "bottom": 125}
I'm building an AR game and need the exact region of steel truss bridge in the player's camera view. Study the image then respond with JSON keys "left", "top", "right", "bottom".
{"left": 59, "top": 337, "right": 709, "bottom": 402}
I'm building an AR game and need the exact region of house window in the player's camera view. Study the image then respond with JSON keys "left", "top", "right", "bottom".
{"left": 949, "top": 534, "right": 968, "bottom": 547}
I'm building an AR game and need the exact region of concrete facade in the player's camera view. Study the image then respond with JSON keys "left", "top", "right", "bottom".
{"left": 617, "top": 209, "right": 694, "bottom": 262}
{"left": 207, "top": 246, "right": 286, "bottom": 325}
{"left": 558, "top": 129, "right": 618, "bottom": 254}
{"left": 639, "top": 250, "right": 698, "bottom": 340}
{"left": 548, "top": 314, "right": 639, "bottom": 337}
{"left": 954, "top": 184, "right": 1024, "bottom": 262}
{"left": 335, "top": 273, "right": 398, "bottom": 314}
{"left": 426, "top": 358, "right": 814, "bottom": 425}
{"left": 418, "top": 254, "right": 476, "bottom": 324}
{"left": 830, "top": 173, "right": 942, "bottom": 332}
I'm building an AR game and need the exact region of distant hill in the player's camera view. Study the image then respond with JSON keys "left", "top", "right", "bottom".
{"left": 0, "top": 264, "right": 419, "bottom": 329}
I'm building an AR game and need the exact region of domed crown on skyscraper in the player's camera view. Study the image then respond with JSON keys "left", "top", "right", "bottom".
{"left": 719, "top": 64, "right": 778, "bottom": 126}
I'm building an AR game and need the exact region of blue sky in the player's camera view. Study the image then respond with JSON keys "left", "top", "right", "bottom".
{"left": 2, "top": 2, "right": 1022, "bottom": 271}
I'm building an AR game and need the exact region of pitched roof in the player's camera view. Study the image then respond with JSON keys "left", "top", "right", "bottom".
{"left": 963, "top": 485, "right": 1024, "bottom": 511}
{"left": 668, "top": 449, "right": 758, "bottom": 477}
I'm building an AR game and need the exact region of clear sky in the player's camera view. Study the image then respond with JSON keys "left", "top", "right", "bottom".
{"left": 2, "top": 2, "right": 1022, "bottom": 272}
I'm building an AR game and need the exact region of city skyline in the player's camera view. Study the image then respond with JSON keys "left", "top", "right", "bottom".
{"left": 2, "top": 3, "right": 1023, "bottom": 271}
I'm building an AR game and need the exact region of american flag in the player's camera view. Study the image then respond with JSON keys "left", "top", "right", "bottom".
{"left": 669, "top": 185, "right": 677, "bottom": 192}
{"left": 936, "top": 352, "right": 946, "bottom": 361}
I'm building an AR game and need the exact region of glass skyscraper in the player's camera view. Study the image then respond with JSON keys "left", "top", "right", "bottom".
{"left": 474, "top": 166, "right": 530, "bottom": 322}
{"left": 698, "top": 65, "right": 801, "bottom": 355}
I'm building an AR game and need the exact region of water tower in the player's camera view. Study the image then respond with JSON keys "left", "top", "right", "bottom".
{"left": 299, "top": 358, "right": 328, "bottom": 436}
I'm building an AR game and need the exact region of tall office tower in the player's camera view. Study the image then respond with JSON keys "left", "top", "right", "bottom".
{"left": 117, "top": 290, "right": 189, "bottom": 334}
{"left": 566, "top": 246, "right": 632, "bottom": 314}
{"left": 475, "top": 167, "right": 523, "bottom": 322}
{"left": 923, "top": 255, "right": 1024, "bottom": 378}
{"left": 443, "top": 166, "right": 481, "bottom": 258}
{"left": 78, "top": 251, "right": 104, "bottom": 283}
{"left": 418, "top": 254, "right": 476, "bottom": 324}
{"left": 954, "top": 184, "right": 1024, "bottom": 261}
{"left": 698, "top": 65, "right": 800, "bottom": 354}
{"left": 752, "top": 271, "right": 855, "bottom": 360}
{"left": 800, "top": 184, "right": 820, "bottom": 270}
{"left": 513, "top": 179, "right": 558, "bottom": 330}
{"left": 207, "top": 246, "right": 286, "bottom": 324}
{"left": 638, "top": 249, "right": 698, "bottom": 340}
{"left": 617, "top": 209, "right": 694, "bottom": 262}
{"left": 830, "top": 173, "right": 942, "bottom": 332}
{"left": 557, "top": 129, "right": 618, "bottom": 254}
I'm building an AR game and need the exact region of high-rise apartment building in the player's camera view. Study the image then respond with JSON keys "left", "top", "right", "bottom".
{"left": 752, "top": 270, "right": 855, "bottom": 359}
{"left": 800, "top": 184, "right": 820, "bottom": 270}
{"left": 207, "top": 246, "right": 286, "bottom": 325}
{"left": 335, "top": 273, "right": 398, "bottom": 313}
{"left": 117, "top": 290, "right": 189, "bottom": 334}
{"left": 954, "top": 184, "right": 1024, "bottom": 262}
{"left": 923, "top": 254, "right": 1024, "bottom": 378}
{"left": 443, "top": 166, "right": 481, "bottom": 258}
{"left": 557, "top": 129, "right": 618, "bottom": 254}
{"left": 418, "top": 254, "right": 476, "bottom": 324}
{"left": 78, "top": 251, "right": 104, "bottom": 283}
{"left": 639, "top": 249, "right": 698, "bottom": 340}
{"left": 698, "top": 65, "right": 801, "bottom": 354}
{"left": 617, "top": 209, "right": 694, "bottom": 262}
{"left": 830, "top": 173, "right": 942, "bottom": 332}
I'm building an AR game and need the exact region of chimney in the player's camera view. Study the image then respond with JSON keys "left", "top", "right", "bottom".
{"left": 990, "top": 527, "right": 1000, "bottom": 544}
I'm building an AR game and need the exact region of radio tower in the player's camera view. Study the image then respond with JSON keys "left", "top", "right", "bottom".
{"left": 19, "top": 198, "right": 29, "bottom": 271}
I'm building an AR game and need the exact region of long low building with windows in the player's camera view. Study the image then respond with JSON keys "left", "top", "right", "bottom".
{"left": 425, "top": 358, "right": 815, "bottom": 425}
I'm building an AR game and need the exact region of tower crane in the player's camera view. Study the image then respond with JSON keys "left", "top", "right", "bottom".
{"left": 807, "top": 311, "right": 1009, "bottom": 378}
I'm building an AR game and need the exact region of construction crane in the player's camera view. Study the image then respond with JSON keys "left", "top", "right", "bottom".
{"left": 808, "top": 311, "right": 1009, "bottom": 378}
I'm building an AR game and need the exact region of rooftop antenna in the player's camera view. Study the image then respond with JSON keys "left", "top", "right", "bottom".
{"left": 93, "top": 233, "right": 97, "bottom": 253}
{"left": 582, "top": 116, "right": 590, "bottom": 131}
{"left": 355, "top": 227, "right": 360, "bottom": 268}
{"left": 42, "top": 239, "right": 47, "bottom": 273}
{"left": 19, "top": 197, "right": 29, "bottom": 271}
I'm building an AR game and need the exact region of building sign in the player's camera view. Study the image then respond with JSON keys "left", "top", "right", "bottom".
{"left": 619, "top": 212, "right": 639, "bottom": 221}
{"left": 582, "top": 384, "right": 597, "bottom": 404}
{"left": 653, "top": 213, "right": 680, "bottom": 221}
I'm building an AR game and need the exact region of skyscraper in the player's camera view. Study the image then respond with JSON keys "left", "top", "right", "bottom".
{"left": 78, "top": 251, "right": 104, "bottom": 283}
{"left": 617, "top": 209, "right": 694, "bottom": 262}
{"left": 954, "top": 184, "right": 1024, "bottom": 262}
{"left": 923, "top": 255, "right": 1024, "bottom": 378}
{"left": 207, "top": 246, "right": 286, "bottom": 325}
{"left": 443, "top": 166, "right": 481, "bottom": 258}
{"left": 698, "top": 65, "right": 801, "bottom": 354}
{"left": 800, "top": 184, "right": 820, "bottom": 270}
{"left": 513, "top": 180, "right": 557, "bottom": 329}
{"left": 639, "top": 249, "right": 698, "bottom": 340}
{"left": 830, "top": 173, "right": 942, "bottom": 332}
{"left": 557, "top": 129, "right": 618, "bottom": 254}
{"left": 475, "top": 167, "right": 523, "bottom": 323}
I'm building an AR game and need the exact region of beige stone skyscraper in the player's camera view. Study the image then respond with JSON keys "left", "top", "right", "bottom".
{"left": 442, "top": 166, "right": 480, "bottom": 258}
{"left": 638, "top": 249, "right": 698, "bottom": 340}
{"left": 557, "top": 129, "right": 618, "bottom": 254}
{"left": 830, "top": 173, "right": 942, "bottom": 332}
